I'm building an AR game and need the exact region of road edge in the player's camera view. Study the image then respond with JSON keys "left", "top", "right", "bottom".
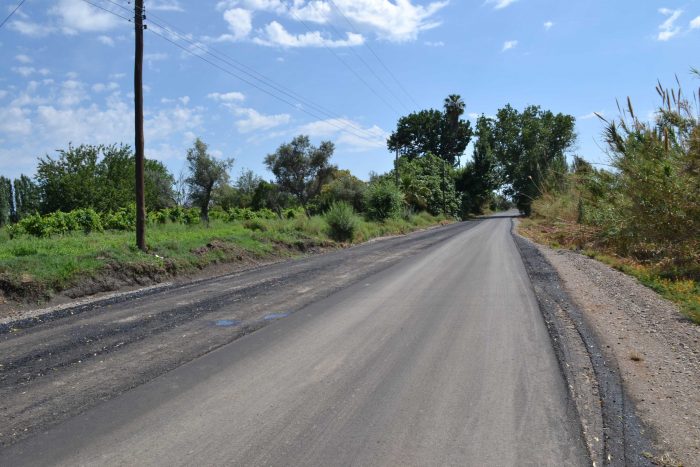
{"left": 511, "top": 219, "right": 656, "bottom": 467}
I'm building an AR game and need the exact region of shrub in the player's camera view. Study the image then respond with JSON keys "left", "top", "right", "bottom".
{"left": 325, "top": 202, "right": 358, "bottom": 242}
{"left": 103, "top": 205, "right": 136, "bottom": 231}
{"left": 243, "top": 218, "right": 268, "bottom": 231}
{"left": 364, "top": 181, "right": 404, "bottom": 221}
{"left": 71, "top": 208, "right": 103, "bottom": 234}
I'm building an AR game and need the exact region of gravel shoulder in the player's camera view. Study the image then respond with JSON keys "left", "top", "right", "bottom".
{"left": 519, "top": 229, "right": 700, "bottom": 466}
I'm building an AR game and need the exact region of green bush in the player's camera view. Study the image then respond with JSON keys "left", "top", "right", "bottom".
{"left": 243, "top": 218, "right": 268, "bottom": 231}
{"left": 364, "top": 181, "right": 404, "bottom": 221}
{"left": 325, "top": 202, "right": 358, "bottom": 242}
{"left": 103, "top": 205, "right": 136, "bottom": 231}
{"left": 71, "top": 208, "right": 103, "bottom": 234}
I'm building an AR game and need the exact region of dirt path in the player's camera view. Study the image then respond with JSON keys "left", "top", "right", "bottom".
{"left": 535, "top": 243, "right": 700, "bottom": 466}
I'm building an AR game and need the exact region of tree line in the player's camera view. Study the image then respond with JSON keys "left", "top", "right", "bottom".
{"left": 0, "top": 94, "right": 578, "bottom": 232}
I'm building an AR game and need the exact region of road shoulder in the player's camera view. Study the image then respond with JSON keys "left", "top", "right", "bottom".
{"left": 512, "top": 221, "right": 662, "bottom": 467}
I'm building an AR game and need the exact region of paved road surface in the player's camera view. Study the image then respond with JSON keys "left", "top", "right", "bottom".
{"left": 2, "top": 216, "right": 588, "bottom": 466}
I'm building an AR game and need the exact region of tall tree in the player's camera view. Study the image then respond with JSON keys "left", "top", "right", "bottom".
{"left": 185, "top": 138, "right": 234, "bottom": 223}
{"left": 457, "top": 116, "right": 500, "bottom": 215}
{"left": 13, "top": 175, "right": 41, "bottom": 219}
{"left": 36, "top": 144, "right": 101, "bottom": 213}
{"left": 388, "top": 95, "right": 473, "bottom": 167}
{"left": 492, "top": 105, "right": 576, "bottom": 215}
{"left": 264, "top": 135, "right": 336, "bottom": 216}
{"left": 0, "top": 177, "right": 14, "bottom": 226}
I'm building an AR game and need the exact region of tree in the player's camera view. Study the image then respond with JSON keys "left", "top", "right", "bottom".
{"left": 387, "top": 96, "right": 473, "bottom": 167}
{"left": 457, "top": 116, "right": 499, "bottom": 215}
{"left": 234, "top": 169, "right": 263, "bottom": 208}
{"left": 492, "top": 105, "right": 576, "bottom": 215}
{"left": 264, "top": 135, "right": 336, "bottom": 216}
{"left": 318, "top": 169, "right": 367, "bottom": 213}
{"left": 185, "top": 138, "right": 234, "bottom": 223}
{"left": 0, "top": 177, "right": 14, "bottom": 226}
{"left": 397, "top": 153, "right": 460, "bottom": 217}
{"left": 13, "top": 175, "right": 41, "bottom": 220}
{"left": 36, "top": 144, "right": 101, "bottom": 214}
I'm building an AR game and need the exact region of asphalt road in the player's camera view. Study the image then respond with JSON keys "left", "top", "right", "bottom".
{"left": 2, "top": 216, "right": 589, "bottom": 466}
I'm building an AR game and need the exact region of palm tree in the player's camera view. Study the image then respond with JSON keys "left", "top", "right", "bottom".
{"left": 443, "top": 94, "right": 465, "bottom": 129}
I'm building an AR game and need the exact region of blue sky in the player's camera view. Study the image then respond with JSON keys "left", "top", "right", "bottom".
{"left": 1, "top": 0, "right": 699, "bottom": 182}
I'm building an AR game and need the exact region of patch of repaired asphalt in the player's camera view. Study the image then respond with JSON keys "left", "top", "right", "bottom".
{"left": 512, "top": 221, "right": 656, "bottom": 467}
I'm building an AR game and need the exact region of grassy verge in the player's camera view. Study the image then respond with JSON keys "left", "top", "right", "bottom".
{"left": 0, "top": 212, "right": 450, "bottom": 304}
{"left": 519, "top": 217, "right": 700, "bottom": 324}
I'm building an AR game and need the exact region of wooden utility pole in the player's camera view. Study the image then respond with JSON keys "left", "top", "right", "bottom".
{"left": 134, "top": 0, "right": 146, "bottom": 251}
{"left": 394, "top": 147, "right": 399, "bottom": 187}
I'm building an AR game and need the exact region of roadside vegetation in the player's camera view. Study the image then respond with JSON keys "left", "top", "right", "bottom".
{"left": 519, "top": 70, "right": 700, "bottom": 323}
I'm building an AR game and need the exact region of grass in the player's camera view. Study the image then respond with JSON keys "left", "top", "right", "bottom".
{"left": 0, "top": 213, "right": 451, "bottom": 303}
{"left": 519, "top": 216, "right": 700, "bottom": 325}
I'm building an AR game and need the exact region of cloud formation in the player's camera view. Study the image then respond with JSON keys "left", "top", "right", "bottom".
{"left": 657, "top": 8, "right": 682, "bottom": 41}
{"left": 502, "top": 40, "right": 518, "bottom": 51}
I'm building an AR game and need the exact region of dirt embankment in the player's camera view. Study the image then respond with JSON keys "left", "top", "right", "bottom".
{"left": 528, "top": 239, "right": 700, "bottom": 467}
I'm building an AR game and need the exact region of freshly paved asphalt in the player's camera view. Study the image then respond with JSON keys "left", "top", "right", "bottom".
{"left": 2, "top": 215, "right": 589, "bottom": 466}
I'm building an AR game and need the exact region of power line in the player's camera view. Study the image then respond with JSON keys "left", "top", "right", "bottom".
{"left": 99, "top": 0, "right": 383, "bottom": 140}
{"left": 0, "top": 0, "right": 28, "bottom": 30}
{"left": 288, "top": 9, "right": 401, "bottom": 115}
{"left": 321, "top": 18, "right": 410, "bottom": 112}
{"left": 80, "top": 0, "right": 132, "bottom": 23}
{"left": 327, "top": 0, "right": 420, "bottom": 110}
{"left": 146, "top": 27, "right": 382, "bottom": 145}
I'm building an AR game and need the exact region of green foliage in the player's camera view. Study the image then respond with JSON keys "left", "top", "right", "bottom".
{"left": 491, "top": 105, "right": 576, "bottom": 215}
{"left": 364, "top": 180, "right": 404, "bottom": 221}
{"left": 387, "top": 95, "right": 473, "bottom": 167}
{"left": 397, "top": 153, "right": 460, "bottom": 217}
{"left": 264, "top": 135, "right": 336, "bottom": 215}
{"left": 35, "top": 144, "right": 175, "bottom": 215}
{"left": 457, "top": 116, "right": 500, "bottom": 216}
{"left": 13, "top": 175, "right": 41, "bottom": 220}
{"left": 185, "top": 138, "right": 234, "bottom": 223}
{"left": 317, "top": 169, "right": 367, "bottom": 213}
{"left": 0, "top": 176, "right": 14, "bottom": 226}
{"left": 103, "top": 205, "right": 136, "bottom": 231}
{"left": 580, "top": 77, "right": 700, "bottom": 275}
{"left": 324, "top": 202, "right": 358, "bottom": 242}
{"left": 10, "top": 208, "right": 103, "bottom": 237}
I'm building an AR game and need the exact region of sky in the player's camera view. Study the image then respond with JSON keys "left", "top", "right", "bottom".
{"left": 1, "top": 0, "right": 699, "bottom": 182}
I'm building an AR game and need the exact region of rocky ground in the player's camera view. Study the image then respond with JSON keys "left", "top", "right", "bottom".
{"left": 535, "top": 243, "right": 700, "bottom": 467}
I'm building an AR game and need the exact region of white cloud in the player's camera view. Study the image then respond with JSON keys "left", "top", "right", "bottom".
{"left": 487, "top": 0, "right": 517, "bottom": 10}
{"left": 296, "top": 118, "right": 387, "bottom": 150}
{"left": 8, "top": 19, "right": 53, "bottom": 37}
{"left": 690, "top": 16, "right": 700, "bottom": 29}
{"left": 15, "top": 54, "right": 33, "bottom": 64}
{"left": 92, "top": 82, "right": 120, "bottom": 93}
{"left": 12, "top": 66, "right": 36, "bottom": 77}
{"left": 50, "top": 0, "right": 123, "bottom": 34}
{"left": 149, "top": 0, "right": 185, "bottom": 12}
{"left": 208, "top": 91, "right": 246, "bottom": 102}
{"left": 0, "top": 78, "right": 205, "bottom": 176}
{"left": 657, "top": 8, "right": 682, "bottom": 41}
{"left": 216, "top": 0, "right": 448, "bottom": 43}
{"left": 424, "top": 40, "right": 445, "bottom": 47}
{"left": 233, "top": 107, "right": 291, "bottom": 133}
{"left": 544, "top": 21, "right": 554, "bottom": 30}
{"left": 502, "top": 40, "right": 518, "bottom": 51}
{"left": 222, "top": 8, "right": 253, "bottom": 41}
{"left": 98, "top": 35, "right": 115, "bottom": 46}
{"left": 254, "top": 21, "right": 364, "bottom": 48}
{"left": 0, "top": 106, "right": 32, "bottom": 135}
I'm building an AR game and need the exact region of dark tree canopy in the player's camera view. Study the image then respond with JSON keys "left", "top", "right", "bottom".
{"left": 457, "top": 115, "right": 500, "bottom": 215}
{"left": 491, "top": 105, "right": 576, "bottom": 215}
{"left": 185, "top": 138, "right": 234, "bottom": 223}
{"left": 36, "top": 144, "right": 175, "bottom": 214}
{"left": 264, "top": 135, "right": 336, "bottom": 215}
{"left": 387, "top": 95, "right": 473, "bottom": 167}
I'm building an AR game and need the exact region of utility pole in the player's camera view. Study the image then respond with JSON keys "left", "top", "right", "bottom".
{"left": 134, "top": 0, "right": 146, "bottom": 251}
{"left": 394, "top": 147, "right": 400, "bottom": 187}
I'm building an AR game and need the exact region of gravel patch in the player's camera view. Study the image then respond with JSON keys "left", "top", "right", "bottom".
{"left": 536, "top": 243, "right": 700, "bottom": 467}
